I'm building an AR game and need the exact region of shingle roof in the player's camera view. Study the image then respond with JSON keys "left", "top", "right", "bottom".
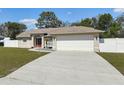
{"left": 16, "top": 31, "right": 31, "bottom": 38}
{"left": 16, "top": 26, "right": 103, "bottom": 38}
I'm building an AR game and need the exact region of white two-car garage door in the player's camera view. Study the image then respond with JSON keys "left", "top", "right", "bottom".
{"left": 56, "top": 34, "right": 94, "bottom": 51}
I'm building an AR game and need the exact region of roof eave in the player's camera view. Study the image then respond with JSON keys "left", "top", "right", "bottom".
{"left": 50, "top": 32, "right": 103, "bottom": 35}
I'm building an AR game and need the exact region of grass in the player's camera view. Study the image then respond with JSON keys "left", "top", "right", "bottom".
{"left": 97, "top": 52, "right": 124, "bottom": 75}
{"left": 0, "top": 47, "right": 48, "bottom": 77}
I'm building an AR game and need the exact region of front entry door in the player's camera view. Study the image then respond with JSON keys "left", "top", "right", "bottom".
{"left": 35, "top": 37, "right": 42, "bottom": 47}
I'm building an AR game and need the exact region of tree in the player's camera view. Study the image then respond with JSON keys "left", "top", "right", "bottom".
{"left": 0, "top": 22, "right": 27, "bottom": 39}
{"left": 97, "top": 13, "right": 113, "bottom": 31}
{"left": 0, "top": 24, "right": 7, "bottom": 36}
{"left": 91, "top": 17, "right": 98, "bottom": 28}
{"left": 71, "top": 13, "right": 122, "bottom": 38}
{"left": 36, "top": 11, "right": 63, "bottom": 28}
{"left": 71, "top": 18, "right": 93, "bottom": 27}
{"left": 109, "top": 22, "right": 122, "bottom": 37}
{"left": 116, "top": 13, "right": 124, "bottom": 37}
{"left": 102, "top": 22, "right": 122, "bottom": 38}
{"left": 80, "top": 18, "right": 92, "bottom": 27}
{"left": 71, "top": 22, "right": 80, "bottom": 26}
{"left": 116, "top": 13, "right": 124, "bottom": 23}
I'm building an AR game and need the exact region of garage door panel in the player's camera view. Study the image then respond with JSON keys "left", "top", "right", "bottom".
{"left": 56, "top": 35, "right": 94, "bottom": 51}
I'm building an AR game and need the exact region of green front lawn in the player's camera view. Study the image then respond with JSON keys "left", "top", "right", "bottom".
{"left": 0, "top": 47, "right": 48, "bottom": 77}
{"left": 97, "top": 52, "right": 124, "bottom": 75}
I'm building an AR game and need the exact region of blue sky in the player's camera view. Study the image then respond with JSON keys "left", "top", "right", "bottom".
{"left": 0, "top": 8, "right": 124, "bottom": 29}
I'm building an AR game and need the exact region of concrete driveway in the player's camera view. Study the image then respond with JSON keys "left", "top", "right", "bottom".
{"left": 0, "top": 51, "right": 124, "bottom": 85}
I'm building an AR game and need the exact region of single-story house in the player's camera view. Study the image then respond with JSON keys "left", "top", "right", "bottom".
{"left": 16, "top": 26, "right": 103, "bottom": 52}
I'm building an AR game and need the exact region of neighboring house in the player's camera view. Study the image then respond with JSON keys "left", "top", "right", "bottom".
{"left": 16, "top": 26, "right": 103, "bottom": 52}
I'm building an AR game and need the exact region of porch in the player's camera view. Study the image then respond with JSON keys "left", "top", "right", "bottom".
{"left": 31, "top": 34, "right": 56, "bottom": 50}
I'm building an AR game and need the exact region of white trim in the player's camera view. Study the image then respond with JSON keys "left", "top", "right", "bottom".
{"left": 42, "top": 36, "right": 44, "bottom": 48}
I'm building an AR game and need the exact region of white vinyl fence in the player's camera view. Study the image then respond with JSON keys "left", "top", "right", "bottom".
{"left": 4, "top": 38, "right": 19, "bottom": 47}
{"left": 99, "top": 38, "right": 124, "bottom": 52}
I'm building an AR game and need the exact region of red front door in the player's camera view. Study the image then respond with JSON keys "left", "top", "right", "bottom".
{"left": 35, "top": 37, "right": 42, "bottom": 47}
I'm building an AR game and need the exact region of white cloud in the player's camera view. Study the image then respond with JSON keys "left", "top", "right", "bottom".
{"left": 67, "top": 11, "right": 72, "bottom": 15}
{"left": 19, "top": 19, "right": 37, "bottom": 25}
{"left": 113, "top": 8, "right": 124, "bottom": 13}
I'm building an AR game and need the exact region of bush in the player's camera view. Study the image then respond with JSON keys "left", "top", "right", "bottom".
{"left": 0, "top": 42, "right": 4, "bottom": 46}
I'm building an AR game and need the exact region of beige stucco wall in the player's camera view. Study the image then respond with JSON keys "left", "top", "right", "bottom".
{"left": 17, "top": 33, "right": 100, "bottom": 51}
{"left": 18, "top": 39, "right": 33, "bottom": 48}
